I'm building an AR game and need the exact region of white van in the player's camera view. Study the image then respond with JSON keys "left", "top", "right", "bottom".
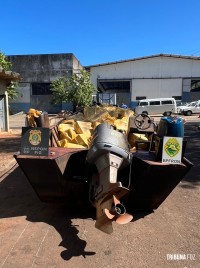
{"left": 135, "top": 98, "right": 177, "bottom": 115}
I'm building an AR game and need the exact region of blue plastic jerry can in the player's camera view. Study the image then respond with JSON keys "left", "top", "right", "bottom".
{"left": 160, "top": 116, "right": 184, "bottom": 137}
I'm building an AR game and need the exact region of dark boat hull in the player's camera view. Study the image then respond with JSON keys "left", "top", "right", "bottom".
{"left": 14, "top": 147, "right": 193, "bottom": 211}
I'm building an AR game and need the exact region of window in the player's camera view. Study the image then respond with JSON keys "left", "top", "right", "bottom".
{"left": 188, "top": 102, "right": 197, "bottom": 107}
{"left": 172, "top": 96, "right": 181, "bottom": 100}
{"left": 136, "top": 96, "right": 146, "bottom": 100}
{"left": 191, "top": 80, "right": 200, "bottom": 92}
{"left": 139, "top": 101, "right": 148, "bottom": 106}
{"left": 32, "top": 83, "right": 52, "bottom": 95}
{"left": 161, "top": 100, "right": 173, "bottom": 105}
{"left": 98, "top": 81, "right": 130, "bottom": 92}
{"left": 150, "top": 101, "right": 160, "bottom": 105}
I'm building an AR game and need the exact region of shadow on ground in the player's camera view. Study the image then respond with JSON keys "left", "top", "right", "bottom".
{"left": 0, "top": 167, "right": 97, "bottom": 260}
{"left": 0, "top": 136, "right": 21, "bottom": 153}
{"left": 181, "top": 122, "right": 200, "bottom": 188}
{"left": 0, "top": 166, "right": 152, "bottom": 260}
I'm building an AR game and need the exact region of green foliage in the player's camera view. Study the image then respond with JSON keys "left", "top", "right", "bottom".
{"left": 51, "top": 69, "right": 95, "bottom": 108}
{"left": 7, "top": 81, "right": 19, "bottom": 99}
{"left": 0, "top": 51, "right": 12, "bottom": 70}
{"left": 0, "top": 50, "right": 19, "bottom": 99}
{"left": 51, "top": 77, "right": 71, "bottom": 104}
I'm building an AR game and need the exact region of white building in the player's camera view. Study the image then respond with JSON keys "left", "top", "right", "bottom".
{"left": 87, "top": 54, "right": 200, "bottom": 108}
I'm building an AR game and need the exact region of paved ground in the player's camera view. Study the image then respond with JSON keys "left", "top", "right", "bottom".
{"left": 0, "top": 113, "right": 23, "bottom": 176}
{"left": 0, "top": 113, "right": 200, "bottom": 267}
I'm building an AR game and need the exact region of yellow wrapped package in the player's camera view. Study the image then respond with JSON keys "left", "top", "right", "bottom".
{"left": 113, "top": 107, "right": 134, "bottom": 119}
{"left": 57, "top": 139, "right": 86, "bottom": 148}
{"left": 104, "top": 113, "right": 115, "bottom": 125}
{"left": 74, "top": 121, "right": 93, "bottom": 137}
{"left": 61, "top": 119, "right": 75, "bottom": 125}
{"left": 92, "top": 121, "right": 101, "bottom": 130}
{"left": 58, "top": 123, "right": 74, "bottom": 132}
{"left": 84, "top": 106, "right": 104, "bottom": 121}
{"left": 67, "top": 128, "right": 77, "bottom": 140}
{"left": 59, "top": 128, "right": 77, "bottom": 142}
{"left": 90, "top": 111, "right": 115, "bottom": 126}
{"left": 114, "top": 117, "right": 130, "bottom": 133}
{"left": 128, "top": 133, "right": 148, "bottom": 149}
{"left": 72, "top": 134, "right": 90, "bottom": 147}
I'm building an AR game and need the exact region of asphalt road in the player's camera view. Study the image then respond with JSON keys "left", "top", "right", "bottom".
{"left": 0, "top": 115, "right": 199, "bottom": 268}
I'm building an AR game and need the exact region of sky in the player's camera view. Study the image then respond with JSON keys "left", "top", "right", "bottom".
{"left": 1, "top": 0, "right": 200, "bottom": 66}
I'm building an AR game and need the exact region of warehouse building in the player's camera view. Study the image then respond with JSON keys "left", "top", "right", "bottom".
{"left": 8, "top": 53, "right": 83, "bottom": 113}
{"left": 8, "top": 53, "right": 200, "bottom": 113}
{"left": 87, "top": 54, "right": 200, "bottom": 108}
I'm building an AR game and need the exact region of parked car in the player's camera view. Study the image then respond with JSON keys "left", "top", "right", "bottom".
{"left": 177, "top": 101, "right": 197, "bottom": 114}
{"left": 178, "top": 100, "right": 200, "bottom": 116}
{"left": 176, "top": 100, "right": 188, "bottom": 107}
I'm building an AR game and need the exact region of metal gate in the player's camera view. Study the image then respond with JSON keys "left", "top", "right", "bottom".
{"left": 97, "top": 93, "right": 116, "bottom": 105}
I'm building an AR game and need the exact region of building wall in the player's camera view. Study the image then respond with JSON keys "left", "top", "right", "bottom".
{"left": 91, "top": 56, "right": 200, "bottom": 81}
{"left": 72, "top": 55, "right": 83, "bottom": 73}
{"left": 8, "top": 53, "right": 83, "bottom": 113}
{"left": 90, "top": 56, "right": 200, "bottom": 107}
{"left": 132, "top": 78, "right": 182, "bottom": 99}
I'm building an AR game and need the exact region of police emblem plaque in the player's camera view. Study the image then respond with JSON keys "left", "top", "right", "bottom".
{"left": 20, "top": 127, "right": 49, "bottom": 156}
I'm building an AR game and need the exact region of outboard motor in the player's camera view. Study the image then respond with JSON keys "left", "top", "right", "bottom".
{"left": 87, "top": 123, "right": 133, "bottom": 234}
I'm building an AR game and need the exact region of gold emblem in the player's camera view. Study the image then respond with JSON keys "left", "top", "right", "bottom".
{"left": 29, "top": 130, "right": 41, "bottom": 145}
{"left": 164, "top": 138, "right": 180, "bottom": 157}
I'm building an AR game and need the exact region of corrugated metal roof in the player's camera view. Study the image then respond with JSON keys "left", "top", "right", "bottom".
{"left": 0, "top": 68, "right": 21, "bottom": 80}
{"left": 86, "top": 53, "right": 200, "bottom": 68}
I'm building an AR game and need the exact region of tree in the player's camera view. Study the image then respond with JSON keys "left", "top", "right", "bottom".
{"left": 0, "top": 51, "right": 19, "bottom": 99}
{"left": 51, "top": 69, "right": 95, "bottom": 111}
{"left": 6, "top": 81, "right": 19, "bottom": 99}
{"left": 0, "top": 51, "right": 12, "bottom": 70}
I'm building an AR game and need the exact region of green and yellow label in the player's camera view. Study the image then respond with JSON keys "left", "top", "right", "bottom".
{"left": 164, "top": 137, "right": 180, "bottom": 158}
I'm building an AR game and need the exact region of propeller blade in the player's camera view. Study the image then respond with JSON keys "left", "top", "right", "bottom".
{"left": 95, "top": 193, "right": 132, "bottom": 233}
{"left": 95, "top": 197, "right": 114, "bottom": 234}
{"left": 113, "top": 195, "right": 120, "bottom": 205}
{"left": 104, "top": 208, "right": 115, "bottom": 219}
{"left": 116, "top": 213, "right": 133, "bottom": 224}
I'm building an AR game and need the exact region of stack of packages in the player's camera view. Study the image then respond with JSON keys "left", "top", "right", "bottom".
{"left": 57, "top": 105, "right": 134, "bottom": 149}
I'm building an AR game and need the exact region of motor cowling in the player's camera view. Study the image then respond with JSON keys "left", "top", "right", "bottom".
{"left": 87, "top": 123, "right": 131, "bottom": 169}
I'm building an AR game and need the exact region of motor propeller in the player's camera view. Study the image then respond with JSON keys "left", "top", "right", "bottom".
{"left": 95, "top": 195, "right": 133, "bottom": 234}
